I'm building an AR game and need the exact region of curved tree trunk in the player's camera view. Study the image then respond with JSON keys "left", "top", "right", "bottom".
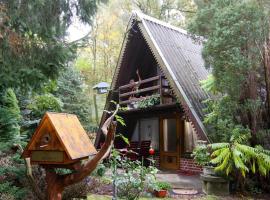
{"left": 45, "top": 169, "right": 64, "bottom": 200}
{"left": 264, "top": 36, "right": 270, "bottom": 124}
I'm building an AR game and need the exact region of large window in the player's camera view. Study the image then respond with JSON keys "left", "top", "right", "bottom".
{"left": 184, "top": 121, "right": 197, "bottom": 153}
{"left": 131, "top": 118, "right": 159, "bottom": 150}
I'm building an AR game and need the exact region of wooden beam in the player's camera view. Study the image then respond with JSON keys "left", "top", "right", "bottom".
{"left": 119, "top": 85, "right": 160, "bottom": 98}
{"left": 119, "top": 75, "right": 160, "bottom": 90}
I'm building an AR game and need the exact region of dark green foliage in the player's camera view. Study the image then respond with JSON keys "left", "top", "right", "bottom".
{"left": 0, "top": 1, "right": 99, "bottom": 198}
{"left": 203, "top": 96, "right": 251, "bottom": 142}
{"left": 92, "top": 163, "right": 106, "bottom": 177}
{"left": 0, "top": 182, "right": 27, "bottom": 200}
{"left": 0, "top": 88, "right": 21, "bottom": 142}
{"left": 190, "top": 0, "right": 270, "bottom": 142}
{"left": 192, "top": 0, "right": 267, "bottom": 94}
{"left": 0, "top": 0, "right": 98, "bottom": 92}
{"left": 27, "top": 94, "right": 63, "bottom": 118}
{"left": 55, "top": 66, "right": 94, "bottom": 131}
{"left": 0, "top": 147, "right": 28, "bottom": 200}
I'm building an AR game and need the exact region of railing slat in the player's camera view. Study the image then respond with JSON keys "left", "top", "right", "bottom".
{"left": 119, "top": 85, "right": 160, "bottom": 98}
{"left": 119, "top": 75, "right": 160, "bottom": 90}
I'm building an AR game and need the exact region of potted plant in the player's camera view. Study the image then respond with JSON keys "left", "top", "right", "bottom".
{"left": 192, "top": 141, "right": 214, "bottom": 175}
{"left": 153, "top": 181, "right": 172, "bottom": 198}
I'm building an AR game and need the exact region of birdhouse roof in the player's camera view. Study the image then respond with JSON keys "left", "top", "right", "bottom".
{"left": 22, "top": 112, "right": 97, "bottom": 160}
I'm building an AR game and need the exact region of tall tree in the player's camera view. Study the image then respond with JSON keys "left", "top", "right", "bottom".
{"left": 189, "top": 0, "right": 270, "bottom": 143}
{"left": 55, "top": 66, "right": 94, "bottom": 131}
{"left": 134, "top": 0, "right": 196, "bottom": 27}
{"left": 0, "top": 0, "right": 98, "bottom": 92}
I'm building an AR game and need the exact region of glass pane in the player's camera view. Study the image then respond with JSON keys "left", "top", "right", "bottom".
{"left": 140, "top": 118, "right": 159, "bottom": 150}
{"left": 184, "top": 121, "right": 198, "bottom": 152}
{"left": 163, "top": 118, "right": 177, "bottom": 152}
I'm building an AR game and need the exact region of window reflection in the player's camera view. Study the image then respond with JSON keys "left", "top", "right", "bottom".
{"left": 163, "top": 118, "right": 177, "bottom": 152}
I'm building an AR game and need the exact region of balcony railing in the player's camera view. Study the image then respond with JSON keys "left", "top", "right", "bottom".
{"left": 118, "top": 75, "right": 174, "bottom": 106}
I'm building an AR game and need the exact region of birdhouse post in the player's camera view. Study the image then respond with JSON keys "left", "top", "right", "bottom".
{"left": 22, "top": 109, "right": 118, "bottom": 200}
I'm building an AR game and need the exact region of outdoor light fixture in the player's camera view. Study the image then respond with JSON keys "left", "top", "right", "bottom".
{"left": 92, "top": 81, "right": 110, "bottom": 126}
{"left": 92, "top": 82, "right": 110, "bottom": 94}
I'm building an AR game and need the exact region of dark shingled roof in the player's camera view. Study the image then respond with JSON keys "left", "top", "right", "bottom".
{"left": 136, "top": 12, "right": 210, "bottom": 141}
{"left": 95, "top": 12, "right": 211, "bottom": 146}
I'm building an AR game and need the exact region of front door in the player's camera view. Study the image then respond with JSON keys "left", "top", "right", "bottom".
{"left": 160, "top": 115, "right": 181, "bottom": 170}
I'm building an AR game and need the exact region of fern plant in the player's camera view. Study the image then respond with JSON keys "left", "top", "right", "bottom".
{"left": 209, "top": 130, "right": 270, "bottom": 178}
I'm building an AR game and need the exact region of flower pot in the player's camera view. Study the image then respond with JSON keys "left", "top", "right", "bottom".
{"left": 203, "top": 166, "right": 215, "bottom": 176}
{"left": 154, "top": 190, "right": 167, "bottom": 198}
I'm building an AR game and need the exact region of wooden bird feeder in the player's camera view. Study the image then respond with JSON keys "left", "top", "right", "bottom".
{"left": 20, "top": 109, "right": 118, "bottom": 200}
{"left": 22, "top": 112, "right": 97, "bottom": 167}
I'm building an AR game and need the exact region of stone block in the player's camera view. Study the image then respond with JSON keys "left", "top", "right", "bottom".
{"left": 201, "top": 174, "right": 229, "bottom": 196}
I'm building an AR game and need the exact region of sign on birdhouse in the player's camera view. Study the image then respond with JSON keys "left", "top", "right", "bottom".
{"left": 22, "top": 112, "right": 97, "bottom": 165}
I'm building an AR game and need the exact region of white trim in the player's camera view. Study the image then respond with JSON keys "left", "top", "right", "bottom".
{"left": 133, "top": 11, "right": 188, "bottom": 35}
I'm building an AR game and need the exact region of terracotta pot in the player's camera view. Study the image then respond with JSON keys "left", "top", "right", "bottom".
{"left": 154, "top": 190, "right": 167, "bottom": 198}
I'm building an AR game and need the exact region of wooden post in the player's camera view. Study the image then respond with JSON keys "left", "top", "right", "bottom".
{"left": 45, "top": 168, "right": 64, "bottom": 200}
{"left": 159, "top": 75, "right": 163, "bottom": 105}
{"left": 93, "top": 92, "right": 99, "bottom": 125}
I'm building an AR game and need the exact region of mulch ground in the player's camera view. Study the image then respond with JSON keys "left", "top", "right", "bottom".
{"left": 86, "top": 177, "right": 270, "bottom": 199}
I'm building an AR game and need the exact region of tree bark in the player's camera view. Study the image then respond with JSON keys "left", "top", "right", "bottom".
{"left": 264, "top": 35, "right": 270, "bottom": 124}
{"left": 248, "top": 70, "right": 258, "bottom": 144}
{"left": 45, "top": 169, "right": 64, "bottom": 200}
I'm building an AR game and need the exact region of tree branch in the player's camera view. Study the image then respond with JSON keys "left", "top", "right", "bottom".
{"left": 62, "top": 104, "right": 119, "bottom": 186}
{"left": 15, "top": 144, "right": 45, "bottom": 200}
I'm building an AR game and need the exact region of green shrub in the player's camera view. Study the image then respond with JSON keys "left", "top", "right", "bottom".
{"left": 92, "top": 163, "right": 107, "bottom": 177}
{"left": 28, "top": 94, "right": 63, "bottom": 118}
{"left": 0, "top": 182, "right": 27, "bottom": 200}
{"left": 154, "top": 181, "right": 172, "bottom": 191}
{"left": 192, "top": 142, "right": 211, "bottom": 166}
{"left": 96, "top": 163, "right": 106, "bottom": 177}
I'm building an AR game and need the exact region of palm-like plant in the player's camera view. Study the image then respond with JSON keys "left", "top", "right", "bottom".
{"left": 209, "top": 131, "right": 270, "bottom": 178}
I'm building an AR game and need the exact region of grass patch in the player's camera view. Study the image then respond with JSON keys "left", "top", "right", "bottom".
{"left": 87, "top": 194, "right": 111, "bottom": 200}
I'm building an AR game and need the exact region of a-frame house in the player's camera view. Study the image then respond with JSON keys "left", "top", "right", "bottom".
{"left": 95, "top": 12, "right": 211, "bottom": 172}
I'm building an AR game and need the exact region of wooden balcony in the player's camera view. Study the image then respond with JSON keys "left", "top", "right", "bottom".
{"left": 118, "top": 75, "right": 175, "bottom": 107}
